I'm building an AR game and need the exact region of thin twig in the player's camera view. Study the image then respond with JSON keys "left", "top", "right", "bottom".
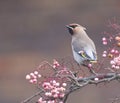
{"left": 21, "top": 89, "right": 44, "bottom": 103}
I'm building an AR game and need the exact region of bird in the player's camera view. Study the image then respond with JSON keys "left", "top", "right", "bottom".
{"left": 66, "top": 23, "right": 97, "bottom": 73}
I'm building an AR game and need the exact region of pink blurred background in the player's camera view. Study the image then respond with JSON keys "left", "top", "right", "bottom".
{"left": 0, "top": 0, "right": 120, "bottom": 103}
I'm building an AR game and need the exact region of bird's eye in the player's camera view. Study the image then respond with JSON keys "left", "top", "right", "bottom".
{"left": 70, "top": 25, "right": 78, "bottom": 28}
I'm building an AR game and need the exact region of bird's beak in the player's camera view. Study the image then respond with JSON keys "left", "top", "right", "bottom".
{"left": 66, "top": 25, "right": 69, "bottom": 28}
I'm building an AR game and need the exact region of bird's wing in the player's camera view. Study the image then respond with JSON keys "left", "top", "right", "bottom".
{"left": 72, "top": 40, "right": 97, "bottom": 61}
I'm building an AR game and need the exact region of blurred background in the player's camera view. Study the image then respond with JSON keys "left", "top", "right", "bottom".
{"left": 0, "top": 0, "right": 120, "bottom": 103}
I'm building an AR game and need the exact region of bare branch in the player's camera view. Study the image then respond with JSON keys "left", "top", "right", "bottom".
{"left": 21, "top": 89, "right": 44, "bottom": 103}
{"left": 62, "top": 73, "right": 120, "bottom": 103}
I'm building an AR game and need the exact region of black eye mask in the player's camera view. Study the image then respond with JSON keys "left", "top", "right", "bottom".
{"left": 68, "top": 27, "right": 74, "bottom": 35}
{"left": 66, "top": 25, "right": 78, "bottom": 35}
{"left": 70, "top": 25, "right": 78, "bottom": 28}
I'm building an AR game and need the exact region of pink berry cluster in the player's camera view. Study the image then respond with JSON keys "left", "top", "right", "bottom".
{"left": 38, "top": 97, "right": 64, "bottom": 103}
{"left": 25, "top": 60, "right": 69, "bottom": 103}
{"left": 110, "top": 55, "right": 120, "bottom": 69}
{"left": 52, "top": 59, "right": 71, "bottom": 76}
{"left": 102, "top": 21, "right": 120, "bottom": 70}
{"left": 53, "top": 59, "right": 60, "bottom": 68}
{"left": 26, "top": 71, "right": 41, "bottom": 84}
{"left": 102, "top": 37, "right": 108, "bottom": 45}
{"left": 102, "top": 36, "right": 120, "bottom": 69}
{"left": 102, "top": 49, "right": 119, "bottom": 58}
{"left": 37, "top": 80, "right": 67, "bottom": 103}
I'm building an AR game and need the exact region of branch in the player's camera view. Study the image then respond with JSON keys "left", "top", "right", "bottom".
{"left": 21, "top": 89, "right": 44, "bottom": 103}
{"left": 23, "top": 72, "right": 120, "bottom": 103}
{"left": 63, "top": 73, "right": 120, "bottom": 103}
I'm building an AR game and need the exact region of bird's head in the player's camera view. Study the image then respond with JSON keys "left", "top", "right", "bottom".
{"left": 66, "top": 23, "right": 86, "bottom": 35}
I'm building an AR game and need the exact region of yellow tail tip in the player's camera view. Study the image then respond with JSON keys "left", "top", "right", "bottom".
{"left": 90, "top": 60, "right": 97, "bottom": 63}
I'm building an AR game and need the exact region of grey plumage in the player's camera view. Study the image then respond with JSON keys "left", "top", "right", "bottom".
{"left": 66, "top": 23, "right": 97, "bottom": 65}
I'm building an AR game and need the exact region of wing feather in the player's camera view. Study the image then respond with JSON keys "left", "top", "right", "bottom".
{"left": 72, "top": 39, "right": 97, "bottom": 61}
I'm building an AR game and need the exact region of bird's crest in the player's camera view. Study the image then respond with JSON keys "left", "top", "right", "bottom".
{"left": 68, "top": 23, "right": 86, "bottom": 30}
